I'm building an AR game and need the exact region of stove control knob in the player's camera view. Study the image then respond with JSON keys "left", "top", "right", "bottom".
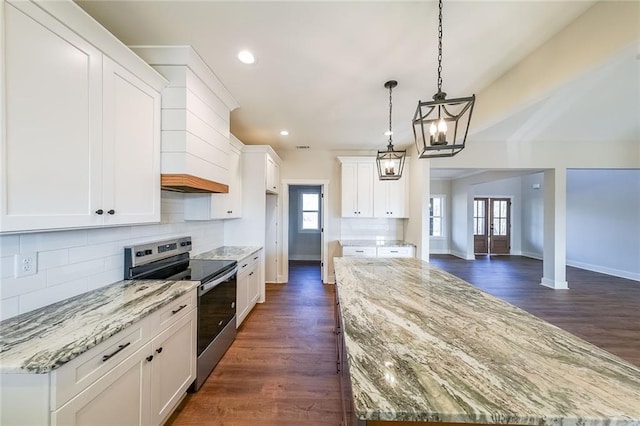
{"left": 136, "top": 251, "right": 144, "bottom": 257}
{"left": 145, "top": 249, "right": 153, "bottom": 255}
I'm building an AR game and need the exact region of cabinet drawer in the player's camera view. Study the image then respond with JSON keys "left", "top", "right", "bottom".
{"left": 238, "top": 251, "right": 261, "bottom": 278}
{"left": 50, "top": 321, "right": 146, "bottom": 409}
{"left": 156, "top": 291, "right": 197, "bottom": 330}
{"left": 376, "top": 246, "right": 415, "bottom": 258}
{"left": 342, "top": 246, "right": 377, "bottom": 257}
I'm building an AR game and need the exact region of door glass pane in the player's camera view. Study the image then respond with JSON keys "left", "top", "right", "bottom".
{"left": 473, "top": 200, "right": 485, "bottom": 235}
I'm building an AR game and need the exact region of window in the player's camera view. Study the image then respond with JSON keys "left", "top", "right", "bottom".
{"left": 429, "top": 196, "right": 445, "bottom": 237}
{"left": 300, "top": 192, "right": 320, "bottom": 231}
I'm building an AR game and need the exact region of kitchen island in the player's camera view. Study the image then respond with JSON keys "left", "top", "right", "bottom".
{"left": 333, "top": 257, "right": 640, "bottom": 426}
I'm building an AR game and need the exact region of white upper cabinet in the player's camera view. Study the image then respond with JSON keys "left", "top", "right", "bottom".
{"left": 266, "top": 153, "right": 280, "bottom": 194}
{"left": 0, "top": 0, "right": 165, "bottom": 233}
{"left": 373, "top": 163, "right": 410, "bottom": 218}
{"left": 339, "top": 158, "right": 374, "bottom": 218}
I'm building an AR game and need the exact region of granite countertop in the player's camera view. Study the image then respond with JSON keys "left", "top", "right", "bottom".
{"left": 340, "top": 240, "right": 415, "bottom": 247}
{"left": 0, "top": 279, "right": 198, "bottom": 374}
{"left": 333, "top": 257, "right": 640, "bottom": 425}
{"left": 193, "top": 246, "right": 262, "bottom": 261}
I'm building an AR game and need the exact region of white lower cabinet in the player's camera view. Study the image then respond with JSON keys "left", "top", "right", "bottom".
{"left": 342, "top": 246, "right": 415, "bottom": 258}
{"left": 1, "top": 290, "right": 197, "bottom": 426}
{"left": 236, "top": 249, "right": 263, "bottom": 327}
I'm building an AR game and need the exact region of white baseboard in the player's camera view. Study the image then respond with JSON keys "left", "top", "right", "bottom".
{"left": 540, "top": 277, "right": 569, "bottom": 289}
{"left": 521, "top": 251, "right": 543, "bottom": 261}
{"left": 289, "top": 255, "right": 321, "bottom": 261}
{"left": 451, "top": 250, "right": 474, "bottom": 260}
{"left": 567, "top": 259, "right": 640, "bottom": 282}
{"left": 429, "top": 249, "right": 450, "bottom": 255}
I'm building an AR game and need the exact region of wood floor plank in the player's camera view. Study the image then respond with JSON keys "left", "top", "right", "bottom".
{"left": 167, "top": 257, "right": 640, "bottom": 425}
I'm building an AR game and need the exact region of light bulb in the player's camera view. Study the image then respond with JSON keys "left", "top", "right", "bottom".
{"left": 429, "top": 122, "right": 437, "bottom": 136}
{"left": 438, "top": 119, "right": 447, "bottom": 133}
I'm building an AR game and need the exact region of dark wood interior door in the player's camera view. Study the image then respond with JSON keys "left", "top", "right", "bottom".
{"left": 473, "top": 198, "right": 488, "bottom": 254}
{"left": 490, "top": 198, "right": 511, "bottom": 254}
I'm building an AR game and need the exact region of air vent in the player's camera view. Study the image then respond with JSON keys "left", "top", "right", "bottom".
{"left": 296, "top": 145, "right": 310, "bottom": 149}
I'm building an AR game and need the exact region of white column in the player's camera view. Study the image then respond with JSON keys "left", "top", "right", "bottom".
{"left": 541, "top": 168, "right": 569, "bottom": 289}
{"left": 419, "top": 159, "right": 431, "bottom": 261}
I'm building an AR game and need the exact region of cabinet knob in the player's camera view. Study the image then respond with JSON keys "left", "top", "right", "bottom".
{"left": 146, "top": 355, "right": 154, "bottom": 362}
{"left": 156, "top": 347, "right": 163, "bottom": 354}
{"left": 231, "top": 302, "right": 235, "bottom": 308}
{"left": 95, "top": 209, "right": 104, "bottom": 215}
{"left": 107, "top": 209, "right": 115, "bottom": 215}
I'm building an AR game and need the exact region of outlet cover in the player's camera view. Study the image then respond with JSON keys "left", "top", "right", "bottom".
{"left": 15, "top": 252, "right": 37, "bottom": 278}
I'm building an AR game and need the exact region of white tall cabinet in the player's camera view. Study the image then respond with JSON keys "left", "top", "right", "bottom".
{"left": 0, "top": 0, "right": 164, "bottom": 233}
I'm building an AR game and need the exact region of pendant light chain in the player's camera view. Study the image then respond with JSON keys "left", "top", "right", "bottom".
{"left": 388, "top": 83, "right": 393, "bottom": 146}
{"left": 437, "top": 0, "right": 443, "bottom": 94}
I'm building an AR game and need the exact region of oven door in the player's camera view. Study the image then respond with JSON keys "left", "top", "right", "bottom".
{"left": 197, "top": 267, "right": 237, "bottom": 356}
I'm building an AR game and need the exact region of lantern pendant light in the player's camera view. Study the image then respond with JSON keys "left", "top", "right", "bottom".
{"left": 413, "top": 0, "right": 475, "bottom": 159}
{"left": 377, "top": 80, "right": 406, "bottom": 180}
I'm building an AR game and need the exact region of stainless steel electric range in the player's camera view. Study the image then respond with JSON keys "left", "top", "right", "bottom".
{"left": 124, "top": 236, "right": 237, "bottom": 391}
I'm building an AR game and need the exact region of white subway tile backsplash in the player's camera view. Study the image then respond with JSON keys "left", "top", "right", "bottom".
{"left": 21, "top": 229, "right": 87, "bottom": 252}
{"left": 2, "top": 273, "right": 47, "bottom": 298}
{"left": 1, "top": 296, "right": 20, "bottom": 321}
{"left": 46, "top": 259, "right": 105, "bottom": 287}
{"left": 69, "top": 242, "right": 119, "bottom": 264}
{"left": 1, "top": 256, "right": 14, "bottom": 278}
{"left": 38, "top": 249, "right": 70, "bottom": 270}
{"left": 20, "top": 278, "right": 88, "bottom": 313}
{"left": 0, "top": 235, "right": 20, "bottom": 257}
{"left": 86, "top": 226, "right": 132, "bottom": 245}
{"left": 340, "top": 218, "right": 404, "bottom": 241}
{"left": 0, "top": 193, "right": 225, "bottom": 321}
{"left": 87, "top": 269, "right": 123, "bottom": 291}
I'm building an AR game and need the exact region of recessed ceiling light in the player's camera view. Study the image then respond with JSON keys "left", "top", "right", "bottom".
{"left": 280, "top": 130, "right": 289, "bottom": 136}
{"left": 237, "top": 50, "right": 255, "bottom": 64}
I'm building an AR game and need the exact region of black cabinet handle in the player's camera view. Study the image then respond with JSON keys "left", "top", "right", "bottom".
{"left": 102, "top": 342, "right": 130, "bottom": 362}
{"left": 253, "top": 256, "right": 259, "bottom": 260}
{"left": 227, "top": 210, "right": 233, "bottom": 214}
{"left": 107, "top": 209, "right": 115, "bottom": 215}
{"left": 156, "top": 347, "right": 163, "bottom": 354}
{"left": 146, "top": 355, "right": 154, "bottom": 362}
{"left": 242, "top": 263, "right": 248, "bottom": 268}
{"left": 95, "top": 209, "right": 104, "bottom": 215}
{"left": 249, "top": 271, "right": 254, "bottom": 276}
{"left": 171, "top": 304, "right": 187, "bottom": 315}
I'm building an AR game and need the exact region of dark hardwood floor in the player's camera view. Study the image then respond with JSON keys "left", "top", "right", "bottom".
{"left": 168, "top": 261, "right": 341, "bottom": 425}
{"left": 168, "top": 257, "right": 640, "bottom": 425}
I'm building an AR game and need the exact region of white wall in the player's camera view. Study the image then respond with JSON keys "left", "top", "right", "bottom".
{"left": 288, "top": 185, "right": 322, "bottom": 261}
{"left": 566, "top": 169, "right": 640, "bottom": 281}
{"left": 0, "top": 192, "right": 225, "bottom": 321}
{"left": 430, "top": 179, "right": 451, "bottom": 254}
{"left": 521, "top": 172, "right": 545, "bottom": 258}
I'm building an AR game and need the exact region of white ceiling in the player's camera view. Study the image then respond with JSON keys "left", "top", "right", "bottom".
{"left": 75, "top": 0, "right": 600, "bottom": 157}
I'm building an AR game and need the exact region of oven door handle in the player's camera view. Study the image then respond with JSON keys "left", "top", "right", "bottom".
{"left": 199, "top": 266, "right": 238, "bottom": 296}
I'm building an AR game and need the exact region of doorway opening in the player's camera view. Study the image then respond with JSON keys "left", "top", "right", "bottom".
{"left": 281, "top": 180, "right": 329, "bottom": 284}
{"left": 474, "top": 197, "right": 511, "bottom": 255}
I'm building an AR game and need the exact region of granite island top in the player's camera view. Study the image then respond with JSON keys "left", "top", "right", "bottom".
{"left": 193, "top": 245, "right": 262, "bottom": 261}
{"left": 340, "top": 240, "right": 415, "bottom": 247}
{"left": 333, "top": 257, "right": 640, "bottom": 425}
{"left": 0, "top": 279, "right": 198, "bottom": 374}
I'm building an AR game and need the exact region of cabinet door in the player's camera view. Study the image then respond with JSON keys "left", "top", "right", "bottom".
{"left": 1, "top": 2, "right": 103, "bottom": 232}
{"left": 52, "top": 345, "right": 151, "bottom": 426}
{"left": 386, "top": 178, "right": 407, "bottom": 218}
{"left": 341, "top": 163, "right": 358, "bottom": 217}
{"left": 373, "top": 178, "right": 389, "bottom": 218}
{"left": 149, "top": 309, "right": 196, "bottom": 426}
{"left": 212, "top": 144, "right": 242, "bottom": 219}
{"left": 266, "top": 155, "right": 279, "bottom": 194}
{"left": 102, "top": 57, "right": 161, "bottom": 226}
{"left": 248, "top": 264, "right": 261, "bottom": 306}
{"left": 356, "top": 162, "right": 374, "bottom": 217}
{"left": 236, "top": 269, "right": 250, "bottom": 327}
